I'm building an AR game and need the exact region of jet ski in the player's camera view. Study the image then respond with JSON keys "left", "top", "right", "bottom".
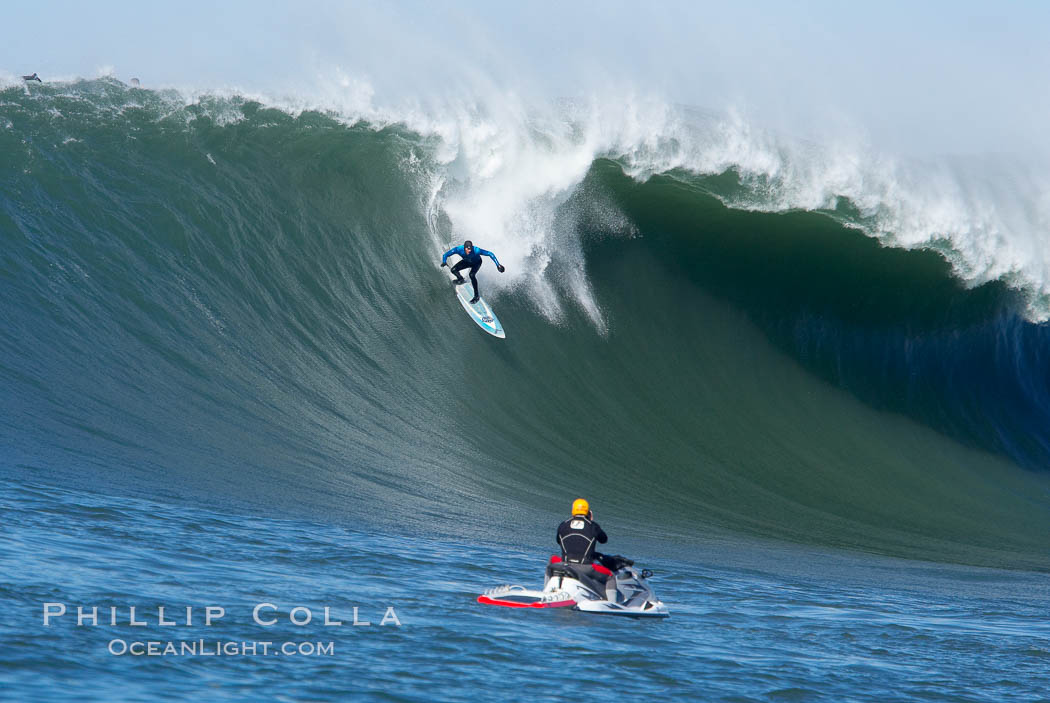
{"left": 478, "top": 555, "right": 669, "bottom": 618}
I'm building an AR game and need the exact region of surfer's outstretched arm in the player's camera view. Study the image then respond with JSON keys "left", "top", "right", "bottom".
{"left": 440, "top": 246, "right": 461, "bottom": 265}
{"left": 477, "top": 248, "right": 501, "bottom": 267}
{"left": 478, "top": 248, "right": 505, "bottom": 272}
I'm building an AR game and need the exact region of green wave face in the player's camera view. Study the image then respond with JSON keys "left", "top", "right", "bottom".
{"left": 2, "top": 80, "right": 1049, "bottom": 570}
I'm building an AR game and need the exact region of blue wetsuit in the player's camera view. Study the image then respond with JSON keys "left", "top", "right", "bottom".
{"left": 441, "top": 245, "right": 501, "bottom": 268}
{"left": 441, "top": 245, "right": 501, "bottom": 301}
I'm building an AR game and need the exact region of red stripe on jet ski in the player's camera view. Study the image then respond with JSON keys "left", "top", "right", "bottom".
{"left": 477, "top": 595, "right": 577, "bottom": 608}
{"left": 477, "top": 595, "right": 533, "bottom": 608}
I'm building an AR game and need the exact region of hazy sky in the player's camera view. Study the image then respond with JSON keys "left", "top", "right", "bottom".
{"left": 3, "top": 0, "right": 1049, "bottom": 154}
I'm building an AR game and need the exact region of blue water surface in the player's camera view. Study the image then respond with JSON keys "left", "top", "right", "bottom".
{"left": 2, "top": 479, "right": 1048, "bottom": 702}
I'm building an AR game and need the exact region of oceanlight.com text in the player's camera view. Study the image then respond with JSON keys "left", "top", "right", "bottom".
{"left": 108, "top": 639, "right": 335, "bottom": 657}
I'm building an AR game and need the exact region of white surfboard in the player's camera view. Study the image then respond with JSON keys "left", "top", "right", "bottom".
{"left": 446, "top": 254, "right": 505, "bottom": 338}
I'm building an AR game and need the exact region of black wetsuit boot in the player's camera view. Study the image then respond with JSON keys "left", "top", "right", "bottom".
{"left": 450, "top": 259, "right": 469, "bottom": 284}
{"left": 452, "top": 259, "right": 483, "bottom": 303}
{"left": 468, "top": 263, "right": 482, "bottom": 303}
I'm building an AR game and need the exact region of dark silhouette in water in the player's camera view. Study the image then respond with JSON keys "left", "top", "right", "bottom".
{"left": 22, "top": 73, "right": 41, "bottom": 82}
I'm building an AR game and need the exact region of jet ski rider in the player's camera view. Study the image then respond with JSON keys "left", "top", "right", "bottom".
{"left": 556, "top": 498, "right": 619, "bottom": 601}
{"left": 557, "top": 498, "right": 608, "bottom": 565}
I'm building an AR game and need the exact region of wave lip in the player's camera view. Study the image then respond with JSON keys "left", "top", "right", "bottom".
{"left": 9, "top": 76, "right": 1050, "bottom": 317}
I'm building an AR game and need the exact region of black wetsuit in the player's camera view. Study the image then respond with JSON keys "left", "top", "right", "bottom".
{"left": 450, "top": 258, "right": 481, "bottom": 296}
{"left": 556, "top": 515, "right": 608, "bottom": 564}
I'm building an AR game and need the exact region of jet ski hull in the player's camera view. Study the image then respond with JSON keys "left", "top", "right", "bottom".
{"left": 478, "top": 559, "right": 669, "bottom": 618}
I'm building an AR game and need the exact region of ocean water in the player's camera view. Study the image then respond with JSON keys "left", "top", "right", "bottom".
{"left": 3, "top": 480, "right": 1049, "bottom": 702}
{"left": 2, "top": 77, "right": 1050, "bottom": 701}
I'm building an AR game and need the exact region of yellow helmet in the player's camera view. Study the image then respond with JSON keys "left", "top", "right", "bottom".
{"left": 571, "top": 498, "right": 590, "bottom": 516}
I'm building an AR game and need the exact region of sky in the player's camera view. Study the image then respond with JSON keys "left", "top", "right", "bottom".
{"left": 3, "top": 0, "right": 1050, "bottom": 155}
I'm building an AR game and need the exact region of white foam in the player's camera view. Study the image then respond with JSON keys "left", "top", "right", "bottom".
{"left": 392, "top": 85, "right": 1050, "bottom": 323}
{"left": 660, "top": 109, "right": 1050, "bottom": 319}
{"left": 13, "top": 72, "right": 1050, "bottom": 322}
{"left": 0, "top": 70, "right": 21, "bottom": 90}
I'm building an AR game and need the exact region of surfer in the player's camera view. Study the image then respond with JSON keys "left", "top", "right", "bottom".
{"left": 22, "top": 73, "right": 41, "bottom": 82}
{"left": 440, "top": 240, "right": 505, "bottom": 305}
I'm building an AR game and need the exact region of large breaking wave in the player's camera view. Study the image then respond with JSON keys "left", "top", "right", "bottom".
{"left": 2, "top": 78, "right": 1049, "bottom": 570}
